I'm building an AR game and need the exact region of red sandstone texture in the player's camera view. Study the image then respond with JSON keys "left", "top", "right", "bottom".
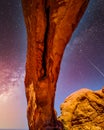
{"left": 21, "top": 0, "right": 89, "bottom": 129}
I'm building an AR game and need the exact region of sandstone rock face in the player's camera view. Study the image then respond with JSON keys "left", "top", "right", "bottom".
{"left": 22, "top": 0, "right": 89, "bottom": 129}
{"left": 59, "top": 88, "right": 104, "bottom": 130}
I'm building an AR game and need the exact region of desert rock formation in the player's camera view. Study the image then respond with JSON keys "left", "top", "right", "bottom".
{"left": 21, "top": 0, "right": 89, "bottom": 129}
{"left": 59, "top": 88, "right": 104, "bottom": 130}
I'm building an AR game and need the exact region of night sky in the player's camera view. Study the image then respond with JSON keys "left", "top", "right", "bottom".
{"left": 0, "top": 0, "right": 104, "bottom": 129}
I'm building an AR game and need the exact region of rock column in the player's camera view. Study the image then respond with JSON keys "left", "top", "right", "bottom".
{"left": 21, "top": 0, "right": 89, "bottom": 129}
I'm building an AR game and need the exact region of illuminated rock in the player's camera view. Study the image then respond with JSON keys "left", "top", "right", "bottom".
{"left": 21, "top": 0, "right": 89, "bottom": 129}
{"left": 59, "top": 88, "right": 104, "bottom": 130}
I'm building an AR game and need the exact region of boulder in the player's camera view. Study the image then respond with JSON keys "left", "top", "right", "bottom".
{"left": 59, "top": 88, "right": 104, "bottom": 130}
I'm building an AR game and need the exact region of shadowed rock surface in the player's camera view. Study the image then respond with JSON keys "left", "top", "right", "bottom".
{"left": 21, "top": 0, "right": 89, "bottom": 129}
{"left": 59, "top": 88, "right": 104, "bottom": 130}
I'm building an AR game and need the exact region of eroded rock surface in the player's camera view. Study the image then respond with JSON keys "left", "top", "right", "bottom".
{"left": 59, "top": 88, "right": 104, "bottom": 130}
{"left": 22, "top": 0, "right": 89, "bottom": 129}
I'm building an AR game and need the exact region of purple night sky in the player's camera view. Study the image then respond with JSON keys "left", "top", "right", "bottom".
{"left": 0, "top": 0, "right": 104, "bottom": 129}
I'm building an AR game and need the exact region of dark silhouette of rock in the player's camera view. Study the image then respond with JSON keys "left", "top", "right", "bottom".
{"left": 59, "top": 88, "right": 104, "bottom": 130}
{"left": 21, "top": 0, "right": 89, "bottom": 129}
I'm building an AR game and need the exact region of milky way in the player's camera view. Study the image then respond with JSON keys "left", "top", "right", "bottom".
{"left": 0, "top": 0, "right": 104, "bottom": 129}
